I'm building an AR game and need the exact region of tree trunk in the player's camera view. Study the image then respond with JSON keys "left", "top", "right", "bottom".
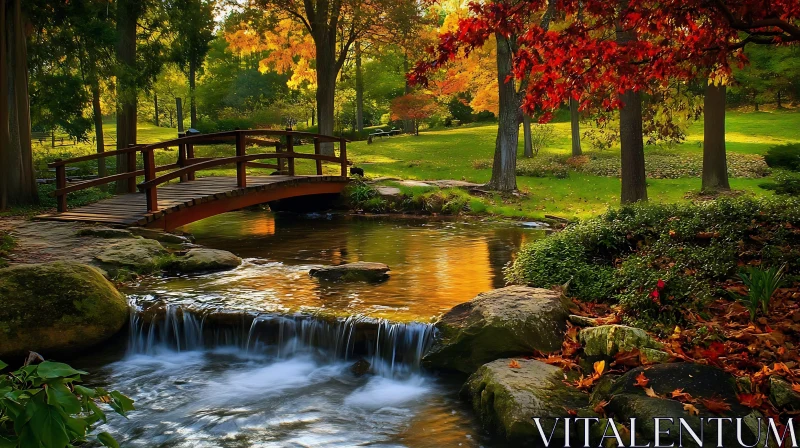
{"left": 702, "top": 83, "right": 730, "bottom": 192}
{"left": 402, "top": 54, "right": 414, "bottom": 134}
{"left": 619, "top": 89, "right": 647, "bottom": 203}
{"left": 487, "top": 33, "right": 519, "bottom": 192}
{"left": 616, "top": 1, "right": 647, "bottom": 204}
{"left": 569, "top": 98, "right": 582, "bottom": 156}
{"left": 315, "top": 41, "right": 337, "bottom": 156}
{"left": 153, "top": 91, "right": 159, "bottom": 127}
{"left": 355, "top": 41, "right": 364, "bottom": 133}
{"left": 115, "top": 0, "right": 138, "bottom": 192}
{"left": 1, "top": 0, "right": 38, "bottom": 209}
{"left": 777, "top": 90, "right": 783, "bottom": 109}
{"left": 189, "top": 61, "right": 197, "bottom": 129}
{"left": 91, "top": 81, "right": 106, "bottom": 177}
{"left": 523, "top": 114, "right": 533, "bottom": 158}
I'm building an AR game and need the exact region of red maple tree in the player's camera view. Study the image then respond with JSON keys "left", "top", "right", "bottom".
{"left": 390, "top": 93, "right": 439, "bottom": 135}
{"left": 411, "top": 0, "right": 800, "bottom": 201}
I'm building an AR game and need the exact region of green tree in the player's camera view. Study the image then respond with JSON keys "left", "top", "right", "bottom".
{"left": 167, "top": 0, "right": 215, "bottom": 129}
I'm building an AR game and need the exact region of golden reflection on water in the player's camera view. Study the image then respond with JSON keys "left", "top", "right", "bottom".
{"left": 135, "top": 212, "right": 544, "bottom": 322}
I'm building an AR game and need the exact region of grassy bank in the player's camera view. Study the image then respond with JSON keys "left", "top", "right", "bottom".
{"left": 349, "top": 110, "right": 799, "bottom": 219}
{"left": 23, "top": 111, "right": 799, "bottom": 220}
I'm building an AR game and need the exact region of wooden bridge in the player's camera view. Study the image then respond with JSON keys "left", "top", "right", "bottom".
{"left": 37, "top": 130, "right": 350, "bottom": 230}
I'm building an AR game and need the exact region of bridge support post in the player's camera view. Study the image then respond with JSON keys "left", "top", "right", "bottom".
{"left": 143, "top": 149, "right": 158, "bottom": 212}
{"left": 287, "top": 133, "right": 295, "bottom": 176}
{"left": 339, "top": 140, "right": 347, "bottom": 177}
{"left": 187, "top": 143, "right": 196, "bottom": 181}
{"left": 55, "top": 161, "right": 67, "bottom": 212}
{"left": 314, "top": 138, "right": 322, "bottom": 175}
{"left": 236, "top": 132, "right": 247, "bottom": 188}
{"left": 127, "top": 144, "right": 138, "bottom": 193}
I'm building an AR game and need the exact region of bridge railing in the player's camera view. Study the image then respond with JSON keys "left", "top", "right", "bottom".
{"left": 48, "top": 144, "right": 176, "bottom": 212}
{"left": 49, "top": 129, "right": 350, "bottom": 213}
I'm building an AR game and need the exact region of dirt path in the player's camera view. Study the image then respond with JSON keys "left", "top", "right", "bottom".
{"left": 0, "top": 218, "right": 115, "bottom": 266}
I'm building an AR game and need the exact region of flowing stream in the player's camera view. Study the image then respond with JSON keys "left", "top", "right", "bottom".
{"left": 77, "top": 211, "right": 545, "bottom": 447}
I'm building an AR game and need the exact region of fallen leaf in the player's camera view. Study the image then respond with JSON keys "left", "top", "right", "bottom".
{"left": 593, "top": 400, "right": 609, "bottom": 417}
{"left": 635, "top": 372, "right": 650, "bottom": 388}
{"left": 594, "top": 360, "right": 606, "bottom": 376}
{"left": 700, "top": 397, "right": 731, "bottom": 414}
{"left": 684, "top": 403, "right": 700, "bottom": 416}
{"left": 613, "top": 349, "right": 643, "bottom": 367}
{"left": 644, "top": 387, "right": 659, "bottom": 398}
{"left": 738, "top": 393, "right": 764, "bottom": 408}
{"left": 508, "top": 360, "right": 521, "bottom": 369}
{"left": 792, "top": 383, "right": 800, "bottom": 394}
{"left": 670, "top": 388, "right": 694, "bottom": 402}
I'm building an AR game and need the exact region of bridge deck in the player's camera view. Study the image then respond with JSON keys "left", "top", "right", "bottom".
{"left": 37, "top": 175, "right": 347, "bottom": 229}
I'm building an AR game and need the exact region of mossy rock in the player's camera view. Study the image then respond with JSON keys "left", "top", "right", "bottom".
{"left": 76, "top": 227, "right": 136, "bottom": 239}
{"left": 0, "top": 262, "right": 129, "bottom": 358}
{"left": 580, "top": 325, "right": 667, "bottom": 360}
{"left": 169, "top": 248, "right": 242, "bottom": 273}
{"left": 309, "top": 262, "right": 390, "bottom": 282}
{"left": 127, "top": 227, "right": 192, "bottom": 245}
{"left": 424, "top": 286, "right": 570, "bottom": 374}
{"left": 605, "top": 363, "right": 759, "bottom": 447}
{"left": 94, "top": 238, "right": 170, "bottom": 273}
{"left": 770, "top": 376, "right": 800, "bottom": 410}
{"left": 462, "top": 358, "right": 592, "bottom": 446}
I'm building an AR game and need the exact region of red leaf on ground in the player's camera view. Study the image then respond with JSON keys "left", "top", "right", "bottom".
{"left": 634, "top": 372, "right": 650, "bottom": 388}
{"left": 700, "top": 397, "right": 731, "bottom": 414}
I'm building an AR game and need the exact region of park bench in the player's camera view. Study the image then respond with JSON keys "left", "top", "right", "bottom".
{"left": 31, "top": 131, "right": 52, "bottom": 145}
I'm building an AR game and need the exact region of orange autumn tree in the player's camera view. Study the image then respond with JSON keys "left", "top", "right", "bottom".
{"left": 230, "top": 1, "right": 392, "bottom": 154}
{"left": 390, "top": 93, "right": 439, "bottom": 135}
{"left": 226, "top": 18, "right": 316, "bottom": 91}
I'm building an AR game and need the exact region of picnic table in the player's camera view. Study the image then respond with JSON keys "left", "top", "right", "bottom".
{"left": 369, "top": 128, "right": 402, "bottom": 139}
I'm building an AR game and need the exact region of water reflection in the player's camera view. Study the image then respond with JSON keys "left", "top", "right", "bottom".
{"left": 86, "top": 211, "right": 544, "bottom": 447}
{"left": 125, "top": 211, "right": 544, "bottom": 321}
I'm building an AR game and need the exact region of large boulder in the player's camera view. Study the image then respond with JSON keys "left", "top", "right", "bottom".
{"left": 309, "top": 262, "right": 390, "bottom": 282}
{"left": 462, "top": 358, "right": 591, "bottom": 446}
{"left": 94, "top": 238, "right": 169, "bottom": 273}
{"left": 0, "top": 262, "right": 129, "bottom": 358}
{"left": 604, "top": 363, "right": 762, "bottom": 447}
{"left": 580, "top": 325, "right": 669, "bottom": 363}
{"left": 424, "top": 286, "right": 569, "bottom": 373}
{"left": 170, "top": 248, "right": 242, "bottom": 273}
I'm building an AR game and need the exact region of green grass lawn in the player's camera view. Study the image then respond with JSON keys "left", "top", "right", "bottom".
{"left": 348, "top": 110, "right": 799, "bottom": 219}
{"left": 27, "top": 110, "right": 799, "bottom": 220}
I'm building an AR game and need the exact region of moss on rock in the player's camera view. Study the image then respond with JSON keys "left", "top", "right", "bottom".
{"left": 94, "top": 238, "right": 170, "bottom": 274}
{"left": 76, "top": 227, "right": 136, "bottom": 239}
{"left": 770, "top": 376, "right": 800, "bottom": 410}
{"left": 424, "top": 286, "right": 570, "bottom": 374}
{"left": 462, "top": 358, "right": 592, "bottom": 445}
{"left": 580, "top": 325, "right": 666, "bottom": 358}
{"left": 0, "top": 261, "right": 129, "bottom": 358}
{"left": 169, "top": 248, "right": 242, "bottom": 273}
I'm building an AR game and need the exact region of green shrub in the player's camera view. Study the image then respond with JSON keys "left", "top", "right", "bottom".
{"left": 764, "top": 143, "right": 800, "bottom": 172}
{"left": 0, "top": 359, "right": 133, "bottom": 447}
{"left": 760, "top": 171, "right": 800, "bottom": 196}
{"left": 0, "top": 231, "right": 13, "bottom": 268}
{"left": 507, "top": 198, "right": 800, "bottom": 328}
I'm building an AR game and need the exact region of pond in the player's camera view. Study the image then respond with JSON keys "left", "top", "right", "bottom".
{"left": 79, "top": 211, "right": 546, "bottom": 447}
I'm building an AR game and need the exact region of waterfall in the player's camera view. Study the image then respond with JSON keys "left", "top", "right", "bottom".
{"left": 127, "top": 302, "right": 436, "bottom": 377}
